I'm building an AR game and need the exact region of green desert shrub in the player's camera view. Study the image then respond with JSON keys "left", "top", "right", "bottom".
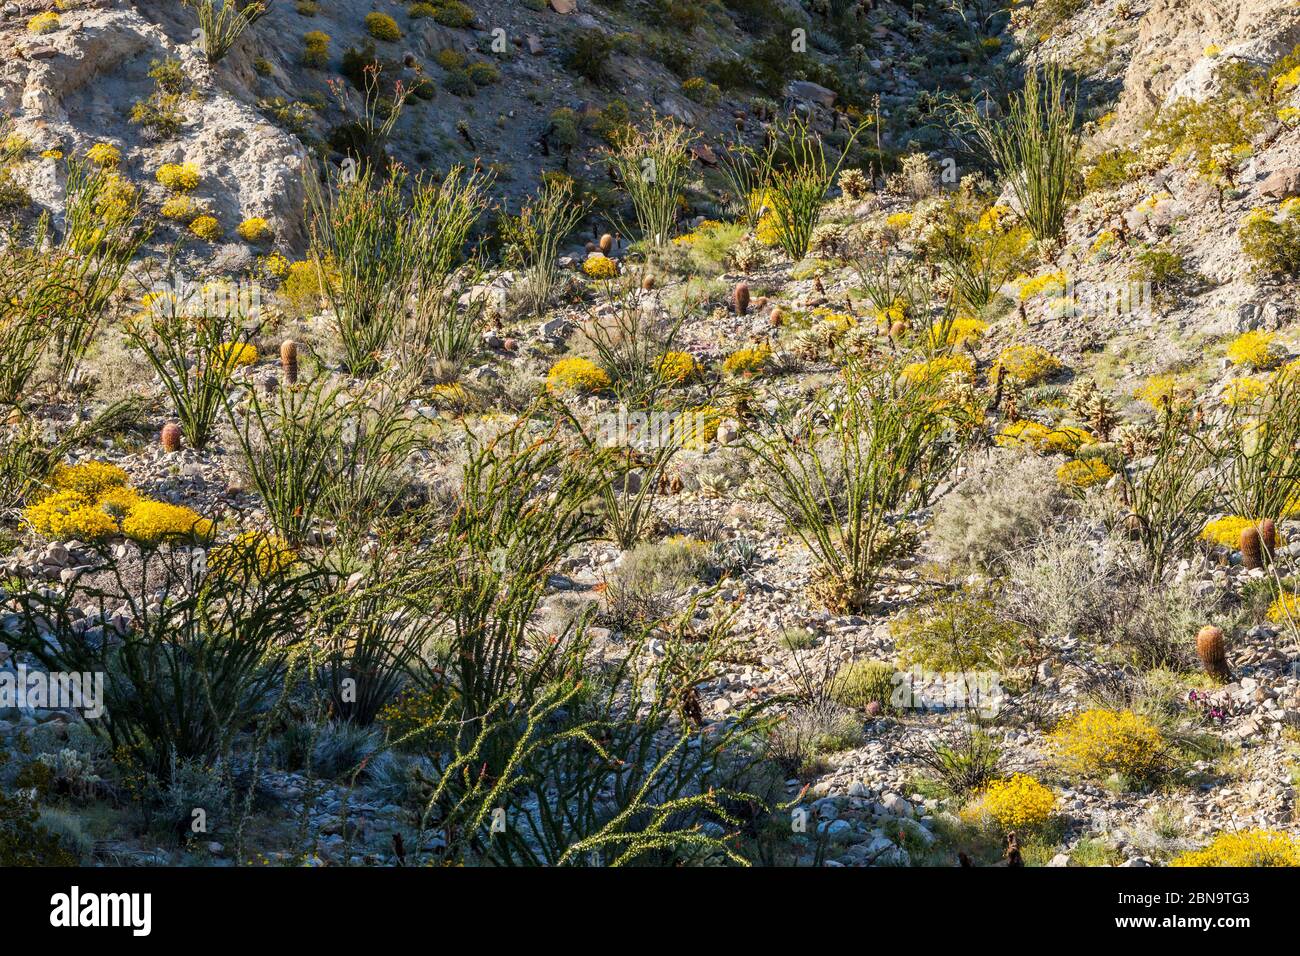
{"left": 891, "top": 590, "right": 1031, "bottom": 673}
{"left": 432, "top": 0, "right": 474, "bottom": 27}
{"left": 831, "top": 660, "right": 897, "bottom": 712}
{"left": 302, "top": 29, "right": 329, "bottom": 67}
{"left": 1239, "top": 207, "right": 1300, "bottom": 276}
{"left": 365, "top": 12, "right": 401, "bottom": 41}
{"left": 567, "top": 29, "right": 616, "bottom": 86}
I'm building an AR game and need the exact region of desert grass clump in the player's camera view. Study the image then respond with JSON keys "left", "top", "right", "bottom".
{"left": 951, "top": 63, "right": 1080, "bottom": 243}
{"left": 829, "top": 660, "right": 897, "bottom": 713}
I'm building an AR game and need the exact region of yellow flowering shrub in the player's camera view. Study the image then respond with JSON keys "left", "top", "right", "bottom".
{"left": 1089, "top": 230, "right": 1117, "bottom": 257}
{"left": 979, "top": 774, "right": 1056, "bottom": 831}
{"left": 160, "top": 195, "right": 198, "bottom": 221}
{"left": 1049, "top": 708, "right": 1164, "bottom": 781}
{"left": 1275, "top": 63, "right": 1300, "bottom": 96}
{"left": 1223, "top": 376, "right": 1268, "bottom": 408}
{"left": 673, "top": 220, "right": 724, "bottom": 246}
{"left": 546, "top": 357, "right": 610, "bottom": 394}
{"left": 209, "top": 531, "right": 297, "bottom": 577}
{"left": 377, "top": 685, "right": 448, "bottom": 745}
{"left": 1267, "top": 592, "right": 1298, "bottom": 625}
{"left": 236, "top": 217, "right": 272, "bottom": 243}
{"left": 872, "top": 301, "right": 906, "bottom": 329}
{"left": 24, "top": 492, "right": 120, "bottom": 542}
{"left": 96, "top": 486, "right": 141, "bottom": 520}
{"left": 52, "top": 461, "right": 129, "bottom": 499}
{"left": 582, "top": 254, "right": 617, "bottom": 279}
{"left": 929, "top": 317, "right": 988, "bottom": 349}
{"left": 120, "top": 500, "right": 213, "bottom": 545}
{"left": 27, "top": 11, "right": 60, "bottom": 32}
{"left": 721, "top": 344, "right": 771, "bottom": 376}
{"left": 86, "top": 142, "right": 120, "bottom": 167}
{"left": 681, "top": 405, "right": 722, "bottom": 449}
{"left": 1200, "top": 516, "right": 1284, "bottom": 549}
{"left": 1134, "top": 374, "right": 1188, "bottom": 410}
{"left": 1057, "top": 458, "right": 1112, "bottom": 489}
{"left": 1016, "top": 270, "right": 1067, "bottom": 301}
{"left": 885, "top": 211, "right": 913, "bottom": 232}
{"left": 1225, "top": 330, "right": 1282, "bottom": 370}
{"left": 216, "top": 341, "right": 258, "bottom": 370}
{"left": 657, "top": 350, "right": 699, "bottom": 384}
{"left": 281, "top": 259, "right": 326, "bottom": 309}
{"left": 156, "top": 163, "right": 200, "bottom": 192}
{"left": 994, "top": 344, "right": 1063, "bottom": 385}
{"left": 1171, "top": 829, "right": 1300, "bottom": 867}
{"left": 995, "top": 420, "right": 1050, "bottom": 449}
{"left": 263, "top": 252, "right": 290, "bottom": 279}
{"left": 755, "top": 212, "right": 782, "bottom": 246}
{"left": 189, "top": 215, "right": 222, "bottom": 242}
{"left": 901, "top": 354, "right": 975, "bottom": 386}
{"left": 365, "top": 11, "right": 401, "bottom": 40}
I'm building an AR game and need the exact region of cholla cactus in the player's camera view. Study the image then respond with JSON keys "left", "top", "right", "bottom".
{"left": 1116, "top": 421, "right": 1158, "bottom": 458}
{"left": 1196, "top": 625, "right": 1231, "bottom": 681}
{"left": 838, "top": 166, "right": 871, "bottom": 201}
{"left": 280, "top": 339, "right": 298, "bottom": 384}
{"left": 809, "top": 223, "right": 847, "bottom": 258}
{"left": 1067, "top": 380, "right": 1116, "bottom": 441}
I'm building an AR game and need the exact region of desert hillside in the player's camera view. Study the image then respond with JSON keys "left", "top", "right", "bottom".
{"left": 2, "top": 0, "right": 1300, "bottom": 872}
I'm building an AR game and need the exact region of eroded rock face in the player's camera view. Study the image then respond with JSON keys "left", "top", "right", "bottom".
{"left": 1114, "top": 0, "right": 1300, "bottom": 134}
{"left": 2, "top": 5, "right": 309, "bottom": 249}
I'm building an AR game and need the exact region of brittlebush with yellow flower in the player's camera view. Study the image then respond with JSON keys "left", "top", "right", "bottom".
{"left": 1049, "top": 708, "right": 1164, "bottom": 781}
{"left": 1172, "top": 829, "right": 1300, "bottom": 867}
{"left": 976, "top": 774, "right": 1056, "bottom": 832}
{"left": 546, "top": 357, "right": 610, "bottom": 394}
